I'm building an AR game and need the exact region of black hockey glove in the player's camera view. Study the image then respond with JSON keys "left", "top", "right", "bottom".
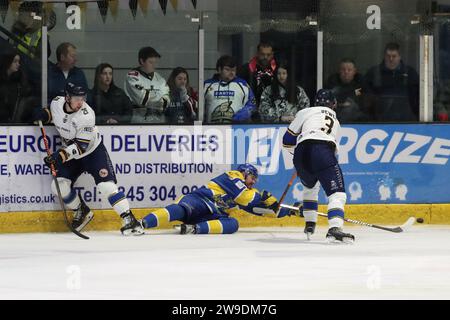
{"left": 275, "top": 202, "right": 303, "bottom": 218}
{"left": 290, "top": 202, "right": 304, "bottom": 217}
{"left": 32, "top": 107, "right": 51, "bottom": 124}
{"left": 44, "top": 150, "right": 65, "bottom": 169}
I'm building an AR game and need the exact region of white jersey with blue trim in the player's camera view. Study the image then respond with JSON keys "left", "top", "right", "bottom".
{"left": 287, "top": 106, "right": 340, "bottom": 147}
{"left": 50, "top": 96, "right": 101, "bottom": 160}
{"left": 204, "top": 77, "right": 255, "bottom": 123}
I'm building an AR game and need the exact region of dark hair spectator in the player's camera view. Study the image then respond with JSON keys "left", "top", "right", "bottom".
{"left": 165, "top": 67, "right": 198, "bottom": 124}
{"left": 138, "top": 46, "right": 161, "bottom": 63}
{"left": 364, "top": 42, "right": 419, "bottom": 122}
{"left": 0, "top": 49, "right": 36, "bottom": 123}
{"left": 238, "top": 41, "right": 277, "bottom": 106}
{"left": 434, "top": 80, "right": 450, "bottom": 121}
{"left": 88, "top": 63, "right": 133, "bottom": 124}
{"left": 204, "top": 55, "right": 256, "bottom": 124}
{"left": 216, "top": 55, "right": 237, "bottom": 70}
{"left": 10, "top": 1, "right": 49, "bottom": 60}
{"left": 259, "top": 61, "right": 309, "bottom": 123}
{"left": 124, "top": 46, "right": 170, "bottom": 124}
{"left": 324, "top": 58, "right": 369, "bottom": 123}
{"left": 10, "top": 1, "right": 51, "bottom": 95}
{"left": 47, "top": 42, "right": 88, "bottom": 103}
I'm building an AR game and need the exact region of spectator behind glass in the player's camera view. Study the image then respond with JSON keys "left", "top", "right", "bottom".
{"left": 166, "top": 67, "right": 198, "bottom": 124}
{"left": 0, "top": 49, "right": 36, "bottom": 123}
{"left": 47, "top": 42, "right": 88, "bottom": 103}
{"left": 325, "top": 58, "right": 368, "bottom": 123}
{"left": 238, "top": 41, "right": 277, "bottom": 105}
{"left": 259, "top": 62, "right": 310, "bottom": 123}
{"left": 11, "top": 1, "right": 51, "bottom": 60}
{"left": 364, "top": 42, "right": 419, "bottom": 122}
{"left": 204, "top": 55, "right": 256, "bottom": 124}
{"left": 434, "top": 80, "right": 450, "bottom": 121}
{"left": 125, "top": 46, "right": 170, "bottom": 124}
{"left": 89, "top": 63, "right": 133, "bottom": 124}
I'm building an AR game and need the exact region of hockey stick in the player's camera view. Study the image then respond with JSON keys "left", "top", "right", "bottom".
{"left": 278, "top": 171, "right": 297, "bottom": 207}
{"left": 38, "top": 120, "right": 89, "bottom": 240}
{"left": 280, "top": 204, "right": 415, "bottom": 233}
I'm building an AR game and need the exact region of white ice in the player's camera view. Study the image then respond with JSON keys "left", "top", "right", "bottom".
{"left": 0, "top": 225, "right": 449, "bottom": 300}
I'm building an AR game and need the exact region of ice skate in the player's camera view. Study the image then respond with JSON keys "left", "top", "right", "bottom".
{"left": 72, "top": 199, "right": 94, "bottom": 232}
{"left": 326, "top": 227, "right": 355, "bottom": 244}
{"left": 304, "top": 221, "right": 316, "bottom": 240}
{"left": 175, "top": 224, "right": 197, "bottom": 234}
{"left": 120, "top": 211, "right": 144, "bottom": 236}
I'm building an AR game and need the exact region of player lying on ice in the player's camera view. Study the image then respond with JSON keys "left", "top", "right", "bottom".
{"left": 140, "top": 163, "right": 299, "bottom": 234}
{"left": 34, "top": 82, "right": 144, "bottom": 236}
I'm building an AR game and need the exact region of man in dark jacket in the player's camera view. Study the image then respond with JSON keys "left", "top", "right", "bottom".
{"left": 325, "top": 58, "right": 368, "bottom": 123}
{"left": 364, "top": 43, "right": 419, "bottom": 122}
{"left": 47, "top": 42, "right": 88, "bottom": 103}
{"left": 238, "top": 42, "right": 277, "bottom": 105}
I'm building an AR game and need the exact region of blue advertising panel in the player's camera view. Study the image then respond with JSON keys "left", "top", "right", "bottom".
{"left": 231, "top": 124, "right": 450, "bottom": 204}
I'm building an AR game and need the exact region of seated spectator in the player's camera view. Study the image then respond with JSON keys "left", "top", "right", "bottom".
{"left": 238, "top": 41, "right": 277, "bottom": 105}
{"left": 124, "top": 46, "right": 170, "bottom": 124}
{"left": 48, "top": 42, "right": 88, "bottom": 103}
{"left": 259, "top": 61, "right": 309, "bottom": 123}
{"left": 88, "top": 63, "right": 133, "bottom": 124}
{"left": 204, "top": 55, "right": 256, "bottom": 124}
{"left": 434, "top": 80, "right": 450, "bottom": 121}
{"left": 10, "top": 1, "right": 51, "bottom": 94}
{"left": 0, "top": 49, "right": 36, "bottom": 123}
{"left": 364, "top": 42, "right": 419, "bottom": 122}
{"left": 165, "top": 67, "right": 198, "bottom": 124}
{"left": 325, "top": 58, "right": 368, "bottom": 123}
{"left": 10, "top": 1, "right": 49, "bottom": 59}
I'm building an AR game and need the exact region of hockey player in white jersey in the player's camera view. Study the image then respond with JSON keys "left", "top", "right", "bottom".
{"left": 124, "top": 46, "right": 170, "bottom": 123}
{"left": 34, "top": 82, "right": 144, "bottom": 236}
{"left": 282, "top": 89, "right": 355, "bottom": 243}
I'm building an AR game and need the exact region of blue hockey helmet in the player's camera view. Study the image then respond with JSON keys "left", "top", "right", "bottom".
{"left": 314, "top": 89, "right": 337, "bottom": 110}
{"left": 65, "top": 82, "right": 87, "bottom": 97}
{"left": 237, "top": 163, "right": 258, "bottom": 179}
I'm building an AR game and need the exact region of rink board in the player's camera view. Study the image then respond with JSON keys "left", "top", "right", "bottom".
{"left": 0, "top": 204, "right": 449, "bottom": 233}
{"left": 1, "top": 124, "right": 450, "bottom": 233}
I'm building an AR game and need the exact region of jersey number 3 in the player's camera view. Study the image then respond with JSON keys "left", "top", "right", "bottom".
{"left": 321, "top": 115, "right": 334, "bottom": 134}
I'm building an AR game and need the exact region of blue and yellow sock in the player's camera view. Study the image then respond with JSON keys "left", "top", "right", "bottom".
{"left": 195, "top": 218, "right": 239, "bottom": 234}
{"left": 142, "top": 204, "right": 186, "bottom": 228}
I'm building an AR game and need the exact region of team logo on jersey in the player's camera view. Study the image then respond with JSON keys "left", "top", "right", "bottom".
{"left": 330, "top": 180, "right": 337, "bottom": 191}
{"left": 99, "top": 168, "right": 109, "bottom": 178}
{"left": 211, "top": 101, "right": 234, "bottom": 123}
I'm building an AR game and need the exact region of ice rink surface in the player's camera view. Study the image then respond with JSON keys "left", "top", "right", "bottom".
{"left": 1, "top": 225, "right": 449, "bottom": 300}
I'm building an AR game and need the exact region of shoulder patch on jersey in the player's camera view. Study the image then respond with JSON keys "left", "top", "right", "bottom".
{"left": 53, "top": 96, "right": 61, "bottom": 101}
{"left": 83, "top": 126, "right": 94, "bottom": 132}
{"left": 127, "top": 70, "right": 139, "bottom": 77}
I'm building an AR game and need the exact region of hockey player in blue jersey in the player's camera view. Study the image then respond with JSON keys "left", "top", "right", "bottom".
{"left": 282, "top": 89, "right": 355, "bottom": 243}
{"left": 34, "top": 82, "right": 144, "bottom": 236}
{"left": 141, "top": 164, "right": 297, "bottom": 234}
